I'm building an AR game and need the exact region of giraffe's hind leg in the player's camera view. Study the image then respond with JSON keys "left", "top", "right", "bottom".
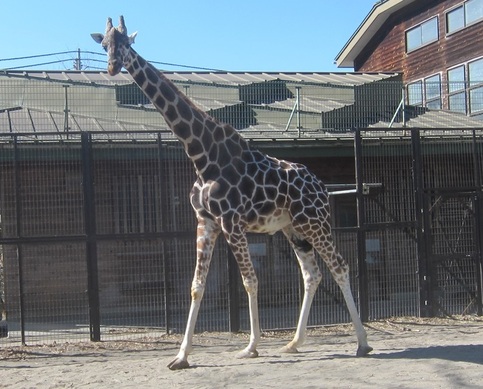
{"left": 312, "top": 234, "right": 373, "bottom": 357}
{"left": 280, "top": 227, "right": 322, "bottom": 353}
{"left": 222, "top": 224, "right": 261, "bottom": 359}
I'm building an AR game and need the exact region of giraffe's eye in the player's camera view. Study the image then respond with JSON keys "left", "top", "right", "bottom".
{"left": 102, "top": 45, "right": 108, "bottom": 53}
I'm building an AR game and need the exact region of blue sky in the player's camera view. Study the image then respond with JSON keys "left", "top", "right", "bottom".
{"left": 1, "top": 0, "right": 376, "bottom": 72}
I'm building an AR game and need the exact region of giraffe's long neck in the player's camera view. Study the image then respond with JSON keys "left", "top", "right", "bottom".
{"left": 123, "top": 47, "right": 250, "bottom": 176}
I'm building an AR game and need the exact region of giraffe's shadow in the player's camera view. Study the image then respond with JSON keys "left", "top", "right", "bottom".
{"left": 189, "top": 344, "right": 483, "bottom": 369}
{"left": 361, "top": 344, "right": 483, "bottom": 365}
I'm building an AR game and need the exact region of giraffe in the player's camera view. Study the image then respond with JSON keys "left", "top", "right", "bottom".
{"left": 91, "top": 16, "right": 372, "bottom": 370}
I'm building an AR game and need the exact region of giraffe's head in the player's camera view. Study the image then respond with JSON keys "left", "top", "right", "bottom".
{"left": 91, "top": 16, "right": 137, "bottom": 76}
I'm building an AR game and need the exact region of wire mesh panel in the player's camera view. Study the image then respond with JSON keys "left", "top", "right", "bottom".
{"left": 419, "top": 130, "right": 482, "bottom": 316}
{"left": 5, "top": 242, "right": 89, "bottom": 345}
{"left": 311, "top": 230, "right": 356, "bottom": 326}
{"left": 359, "top": 130, "right": 420, "bottom": 319}
{"left": 0, "top": 135, "right": 89, "bottom": 345}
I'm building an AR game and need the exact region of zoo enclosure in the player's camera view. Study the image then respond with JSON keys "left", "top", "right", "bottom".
{"left": 0, "top": 129, "right": 482, "bottom": 347}
{"left": 0, "top": 74, "right": 482, "bottom": 346}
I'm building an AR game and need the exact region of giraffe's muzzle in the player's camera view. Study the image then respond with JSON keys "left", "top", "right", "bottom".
{"left": 108, "top": 61, "right": 122, "bottom": 76}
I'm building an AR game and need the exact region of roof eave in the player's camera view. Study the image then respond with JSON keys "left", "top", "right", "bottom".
{"left": 335, "top": 0, "right": 418, "bottom": 68}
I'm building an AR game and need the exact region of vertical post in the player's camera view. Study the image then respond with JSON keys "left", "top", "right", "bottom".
{"left": 13, "top": 136, "right": 26, "bottom": 344}
{"left": 401, "top": 87, "right": 406, "bottom": 127}
{"left": 81, "top": 132, "right": 101, "bottom": 341}
{"left": 354, "top": 129, "right": 369, "bottom": 321}
{"left": 412, "top": 129, "right": 431, "bottom": 317}
{"left": 63, "top": 85, "right": 70, "bottom": 137}
{"left": 472, "top": 129, "right": 483, "bottom": 315}
{"left": 296, "top": 86, "right": 301, "bottom": 137}
{"left": 157, "top": 133, "right": 171, "bottom": 333}
{"left": 227, "top": 248, "right": 240, "bottom": 332}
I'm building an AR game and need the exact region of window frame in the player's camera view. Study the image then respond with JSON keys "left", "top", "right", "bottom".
{"left": 448, "top": 64, "right": 468, "bottom": 113}
{"left": 468, "top": 58, "right": 483, "bottom": 113}
{"left": 406, "top": 74, "right": 442, "bottom": 109}
{"left": 447, "top": 57, "right": 483, "bottom": 115}
{"left": 405, "top": 16, "right": 439, "bottom": 53}
{"left": 446, "top": 0, "right": 483, "bottom": 35}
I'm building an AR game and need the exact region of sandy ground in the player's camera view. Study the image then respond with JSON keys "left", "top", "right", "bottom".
{"left": 1, "top": 316, "right": 482, "bottom": 389}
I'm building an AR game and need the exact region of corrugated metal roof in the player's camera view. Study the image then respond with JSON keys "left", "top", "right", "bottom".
{"left": 2, "top": 69, "right": 483, "bottom": 144}
{"left": 0, "top": 70, "right": 400, "bottom": 86}
{"left": 262, "top": 97, "right": 353, "bottom": 114}
{"left": 369, "top": 109, "right": 483, "bottom": 129}
{"left": 3, "top": 104, "right": 483, "bottom": 144}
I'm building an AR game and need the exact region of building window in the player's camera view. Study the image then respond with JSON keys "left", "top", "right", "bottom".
{"left": 407, "top": 74, "right": 441, "bottom": 108}
{"left": 425, "top": 74, "right": 442, "bottom": 109}
{"left": 448, "top": 59, "right": 483, "bottom": 114}
{"left": 406, "top": 17, "right": 438, "bottom": 52}
{"left": 407, "top": 81, "right": 423, "bottom": 105}
{"left": 469, "top": 58, "right": 483, "bottom": 113}
{"left": 448, "top": 65, "right": 467, "bottom": 113}
{"left": 446, "top": 0, "right": 483, "bottom": 34}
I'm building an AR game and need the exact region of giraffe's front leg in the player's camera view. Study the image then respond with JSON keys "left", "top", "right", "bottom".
{"left": 167, "top": 218, "right": 220, "bottom": 370}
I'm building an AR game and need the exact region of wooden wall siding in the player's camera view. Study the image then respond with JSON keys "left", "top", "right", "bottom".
{"left": 355, "top": 0, "right": 483, "bottom": 83}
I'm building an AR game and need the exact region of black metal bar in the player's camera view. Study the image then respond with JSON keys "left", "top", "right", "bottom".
{"left": 0, "top": 231, "right": 195, "bottom": 245}
{"left": 157, "top": 134, "right": 171, "bottom": 333}
{"left": 354, "top": 129, "right": 369, "bottom": 322}
{"left": 81, "top": 132, "right": 101, "bottom": 341}
{"left": 13, "top": 136, "right": 26, "bottom": 344}
{"left": 412, "top": 129, "right": 432, "bottom": 317}
{"left": 227, "top": 248, "right": 241, "bottom": 332}
{"left": 472, "top": 129, "right": 483, "bottom": 316}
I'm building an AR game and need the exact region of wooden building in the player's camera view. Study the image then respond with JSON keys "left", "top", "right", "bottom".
{"left": 336, "top": 0, "right": 483, "bottom": 118}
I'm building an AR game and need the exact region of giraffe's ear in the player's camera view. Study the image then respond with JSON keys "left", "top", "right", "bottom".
{"left": 91, "top": 33, "right": 104, "bottom": 44}
{"left": 128, "top": 31, "right": 138, "bottom": 45}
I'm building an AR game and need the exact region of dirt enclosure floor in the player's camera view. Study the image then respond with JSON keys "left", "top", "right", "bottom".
{"left": 1, "top": 316, "right": 482, "bottom": 388}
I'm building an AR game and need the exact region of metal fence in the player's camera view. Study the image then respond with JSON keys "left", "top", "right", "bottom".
{"left": 0, "top": 73, "right": 482, "bottom": 346}
{"left": 0, "top": 129, "right": 482, "bottom": 347}
{"left": 0, "top": 131, "right": 356, "bottom": 346}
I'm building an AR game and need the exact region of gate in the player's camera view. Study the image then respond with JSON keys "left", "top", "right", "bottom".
{"left": 415, "top": 130, "right": 483, "bottom": 316}
{"left": 357, "top": 129, "right": 483, "bottom": 320}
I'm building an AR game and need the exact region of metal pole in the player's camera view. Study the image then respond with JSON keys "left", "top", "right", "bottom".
{"left": 63, "top": 85, "right": 70, "bottom": 138}
{"left": 227, "top": 248, "right": 240, "bottom": 332}
{"left": 296, "top": 86, "right": 301, "bottom": 137}
{"left": 412, "top": 129, "right": 431, "bottom": 317}
{"left": 75, "top": 48, "right": 82, "bottom": 70}
{"left": 402, "top": 87, "right": 406, "bottom": 127}
{"left": 354, "top": 129, "right": 369, "bottom": 321}
{"left": 157, "top": 133, "right": 171, "bottom": 333}
{"left": 472, "top": 129, "right": 483, "bottom": 315}
{"left": 13, "top": 135, "right": 26, "bottom": 344}
{"left": 81, "top": 132, "right": 101, "bottom": 341}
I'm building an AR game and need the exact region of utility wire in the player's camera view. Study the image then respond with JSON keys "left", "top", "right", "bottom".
{"left": 0, "top": 50, "right": 226, "bottom": 72}
{"left": 1, "top": 59, "right": 72, "bottom": 71}
{"left": 0, "top": 51, "right": 79, "bottom": 63}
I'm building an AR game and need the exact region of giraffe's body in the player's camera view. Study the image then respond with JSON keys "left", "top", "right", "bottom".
{"left": 92, "top": 17, "right": 372, "bottom": 370}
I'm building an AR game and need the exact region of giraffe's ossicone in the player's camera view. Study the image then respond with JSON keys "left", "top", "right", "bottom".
{"left": 92, "top": 16, "right": 372, "bottom": 370}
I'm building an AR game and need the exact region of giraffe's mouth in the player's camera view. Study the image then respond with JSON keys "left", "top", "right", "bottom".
{"left": 108, "top": 61, "right": 122, "bottom": 76}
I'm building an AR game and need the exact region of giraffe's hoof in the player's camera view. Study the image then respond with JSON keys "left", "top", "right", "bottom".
{"left": 356, "top": 345, "right": 373, "bottom": 357}
{"left": 280, "top": 344, "right": 299, "bottom": 354}
{"left": 236, "top": 349, "right": 259, "bottom": 359}
{"left": 167, "top": 357, "right": 190, "bottom": 370}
